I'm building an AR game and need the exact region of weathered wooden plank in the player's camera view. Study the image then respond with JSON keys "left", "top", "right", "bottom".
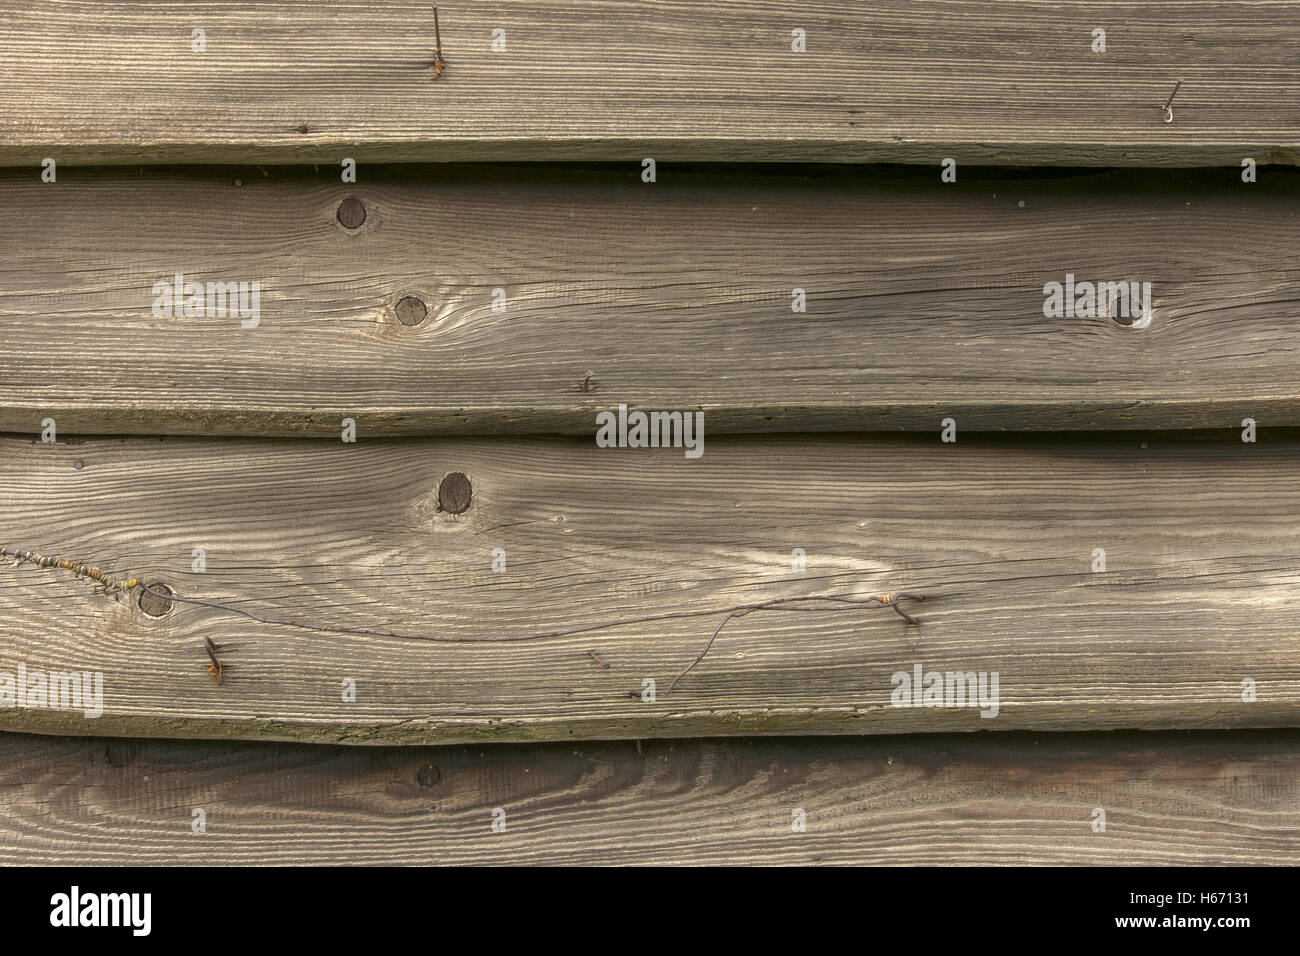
{"left": 0, "top": 433, "right": 1297, "bottom": 744}
{"left": 4, "top": 164, "right": 1300, "bottom": 435}
{"left": 0, "top": 1, "right": 1296, "bottom": 167}
{"left": 0, "top": 729, "right": 1295, "bottom": 864}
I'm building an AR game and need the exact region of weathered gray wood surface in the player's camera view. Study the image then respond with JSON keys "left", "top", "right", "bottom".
{"left": 0, "top": 433, "right": 1296, "bottom": 744}
{"left": 0, "top": 1, "right": 1296, "bottom": 167}
{"left": 3, "top": 165, "right": 1300, "bottom": 436}
{"left": 0, "top": 729, "right": 1295, "bottom": 864}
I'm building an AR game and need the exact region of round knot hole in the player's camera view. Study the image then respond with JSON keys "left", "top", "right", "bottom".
{"left": 438, "top": 472, "right": 473, "bottom": 515}
{"left": 139, "top": 583, "right": 174, "bottom": 618}
{"left": 337, "top": 197, "right": 367, "bottom": 230}
{"left": 395, "top": 295, "right": 429, "bottom": 326}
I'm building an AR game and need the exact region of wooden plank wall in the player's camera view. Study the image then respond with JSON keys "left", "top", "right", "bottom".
{"left": 2, "top": 730, "right": 1296, "bottom": 865}
{"left": 2, "top": 0, "right": 1298, "bottom": 867}
{"left": 2, "top": 165, "right": 1299, "bottom": 436}
{"left": 0, "top": 1, "right": 1296, "bottom": 166}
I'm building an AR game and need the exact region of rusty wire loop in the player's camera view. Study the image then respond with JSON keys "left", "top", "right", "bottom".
{"left": 0, "top": 546, "right": 927, "bottom": 692}
{"left": 0, "top": 547, "right": 139, "bottom": 598}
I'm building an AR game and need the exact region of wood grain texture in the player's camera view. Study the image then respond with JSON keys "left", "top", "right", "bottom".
{"left": 4, "top": 164, "right": 1300, "bottom": 436}
{"left": 0, "top": 432, "right": 1297, "bottom": 744}
{"left": 0, "top": 729, "right": 1295, "bottom": 864}
{"left": 0, "top": 1, "right": 1297, "bottom": 167}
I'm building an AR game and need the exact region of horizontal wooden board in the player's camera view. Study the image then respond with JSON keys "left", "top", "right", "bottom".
{"left": 0, "top": 729, "right": 1296, "bottom": 864}
{"left": 4, "top": 164, "right": 1300, "bottom": 436}
{"left": 0, "top": 433, "right": 1297, "bottom": 744}
{"left": 0, "top": 1, "right": 1297, "bottom": 167}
